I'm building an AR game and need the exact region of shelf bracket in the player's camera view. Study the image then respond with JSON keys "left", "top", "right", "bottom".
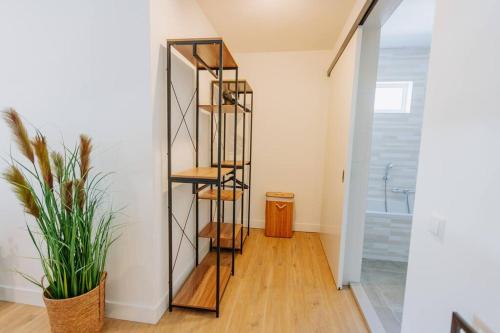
{"left": 222, "top": 176, "right": 249, "bottom": 189}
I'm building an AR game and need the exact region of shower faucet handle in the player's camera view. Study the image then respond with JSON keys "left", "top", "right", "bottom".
{"left": 391, "top": 187, "right": 416, "bottom": 194}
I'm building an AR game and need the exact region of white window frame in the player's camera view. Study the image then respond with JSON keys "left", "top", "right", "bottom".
{"left": 374, "top": 81, "right": 413, "bottom": 114}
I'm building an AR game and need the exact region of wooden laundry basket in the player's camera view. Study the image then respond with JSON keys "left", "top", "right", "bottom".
{"left": 265, "top": 192, "right": 294, "bottom": 238}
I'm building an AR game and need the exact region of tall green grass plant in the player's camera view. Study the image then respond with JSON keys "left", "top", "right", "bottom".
{"left": 2, "top": 109, "right": 117, "bottom": 299}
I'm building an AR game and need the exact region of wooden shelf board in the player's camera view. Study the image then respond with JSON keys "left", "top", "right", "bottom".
{"left": 171, "top": 167, "right": 232, "bottom": 181}
{"left": 198, "top": 189, "right": 243, "bottom": 201}
{"left": 199, "top": 222, "right": 242, "bottom": 240}
{"left": 172, "top": 252, "right": 231, "bottom": 310}
{"left": 199, "top": 104, "right": 245, "bottom": 114}
{"left": 217, "top": 227, "right": 248, "bottom": 250}
{"left": 211, "top": 160, "right": 250, "bottom": 168}
{"left": 213, "top": 80, "right": 253, "bottom": 93}
{"left": 168, "top": 38, "right": 237, "bottom": 70}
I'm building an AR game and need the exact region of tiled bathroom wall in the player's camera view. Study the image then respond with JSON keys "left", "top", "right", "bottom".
{"left": 367, "top": 47, "right": 429, "bottom": 214}
{"left": 364, "top": 211, "right": 413, "bottom": 261}
{"left": 363, "top": 47, "right": 430, "bottom": 262}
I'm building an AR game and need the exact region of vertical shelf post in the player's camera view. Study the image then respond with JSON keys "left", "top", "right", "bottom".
{"left": 209, "top": 81, "right": 214, "bottom": 249}
{"left": 240, "top": 84, "right": 247, "bottom": 251}
{"left": 166, "top": 41, "right": 173, "bottom": 313}
{"left": 231, "top": 70, "right": 239, "bottom": 274}
{"left": 195, "top": 61, "right": 200, "bottom": 266}
{"left": 215, "top": 40, "right": 224, "bottom": 318}
{"left": 247, "top": 92, "right": 254, "bottom": 236}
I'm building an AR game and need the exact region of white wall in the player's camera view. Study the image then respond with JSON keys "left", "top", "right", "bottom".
{"left": 0, "top": 0, "right": 155, "bottom": 321}
{"left": 402, "top": 0, "right": 500, "bottom": 331}
{"left": 149, "top": 0, "right": 218, "bottom": 322}
{"left": 0, "top": 0, "right": 219, "bottom": 324}
{"left": 234, "top": 51, "right": 331, "bottom": 232}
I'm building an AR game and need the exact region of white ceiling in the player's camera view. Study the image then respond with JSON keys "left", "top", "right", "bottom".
{"left": 196, "top": 0, "right": 357, "bottom": 53}
{"left": 380, "top": 0, "right": 436, "bottom": 48}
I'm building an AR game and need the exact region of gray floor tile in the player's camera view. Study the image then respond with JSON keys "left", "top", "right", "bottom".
{"left": 361, "top": 259, "right": 407, "bottom": 333}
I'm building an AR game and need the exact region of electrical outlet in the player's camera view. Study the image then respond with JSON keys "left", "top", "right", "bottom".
{"left": 428, "top": 213, "right": 446, "bottom": 242}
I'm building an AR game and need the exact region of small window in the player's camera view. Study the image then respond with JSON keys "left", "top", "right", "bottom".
{"left": 374, "top": 81, "right": 413, "bottom": 113}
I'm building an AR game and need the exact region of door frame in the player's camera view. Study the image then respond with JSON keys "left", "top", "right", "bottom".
{"left": 342, "top": 0, "right": 404, "bottom": 286}
{"left": 321, "top": 0, "right": 403, "bottom": 289}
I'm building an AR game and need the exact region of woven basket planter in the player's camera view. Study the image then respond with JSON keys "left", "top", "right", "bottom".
{"left": 43, "top": 272, "right": 107, "bottom": 333}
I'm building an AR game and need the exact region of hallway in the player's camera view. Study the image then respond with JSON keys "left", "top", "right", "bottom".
{"left": 0, "top": 230, "right": 367, "bottom": 333}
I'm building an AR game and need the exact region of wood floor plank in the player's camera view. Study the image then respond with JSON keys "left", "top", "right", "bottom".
{"left": 0, "top": 229, "right": 368, "bottom": 333}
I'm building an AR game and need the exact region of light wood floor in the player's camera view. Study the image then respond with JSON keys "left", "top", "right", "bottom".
{"left": 0, "top": 230, "right": 368, "bottom": 333}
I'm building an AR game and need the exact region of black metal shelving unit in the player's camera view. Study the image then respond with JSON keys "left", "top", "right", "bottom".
{"left": 166, "top": 38, "right": 253, "bottom": 318}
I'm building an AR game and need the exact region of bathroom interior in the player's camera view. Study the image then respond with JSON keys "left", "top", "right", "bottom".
{"left": 360, "top": 0, "right": 435, "bottom": 332}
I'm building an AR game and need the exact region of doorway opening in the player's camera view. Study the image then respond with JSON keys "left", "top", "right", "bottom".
{"left": 359, "top": 0, "right": 435, "bottom": 332}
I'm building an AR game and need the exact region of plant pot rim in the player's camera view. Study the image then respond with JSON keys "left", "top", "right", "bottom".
{"left": 43, "top": 271, "right": 107, "bottom": 302}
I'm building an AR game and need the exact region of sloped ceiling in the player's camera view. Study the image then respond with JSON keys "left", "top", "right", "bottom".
{"left": 196, "top": 0, "right": 357, "bottom": 52}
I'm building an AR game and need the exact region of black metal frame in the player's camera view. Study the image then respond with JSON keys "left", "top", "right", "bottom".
{"left": 450, "top": 312, "right": 477, "bottom": 333}
{"left": 209, "top": 80, "right": 254, "bottom": 253}
{"left": 166, "top": 39, "right": 252, "bottom": 318}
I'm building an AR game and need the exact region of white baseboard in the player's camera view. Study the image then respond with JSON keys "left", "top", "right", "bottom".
{"left": 0, "top": 284, "right": 163, "bottom": 324}
{"left": 0, "top": 284, "right": 44, "bottom": 307}
{"left": 105, "top": 297, "right": 166, "bottom": 324}
{"left": 248, "top": 218, "right": 320, "bottom": 233}
{"left": 0, "top": 244, "right": 209, "bottom": 324}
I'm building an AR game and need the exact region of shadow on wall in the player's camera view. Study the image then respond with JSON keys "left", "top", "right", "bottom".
{"left": 0, "top": 238, "right": 17, "bottom": 290}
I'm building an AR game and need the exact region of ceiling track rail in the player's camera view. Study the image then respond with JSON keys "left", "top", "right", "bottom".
{"left": 327, "top": 0, "right": 378, "bottom": 77}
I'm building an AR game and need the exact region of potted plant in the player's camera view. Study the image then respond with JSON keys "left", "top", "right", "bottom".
{"left": 2, "top": 109, "right": 117, "bottom": 333}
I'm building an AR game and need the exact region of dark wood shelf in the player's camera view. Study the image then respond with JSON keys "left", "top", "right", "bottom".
{"left": 172, "top": 252, "right": 231, "bottom": 310}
